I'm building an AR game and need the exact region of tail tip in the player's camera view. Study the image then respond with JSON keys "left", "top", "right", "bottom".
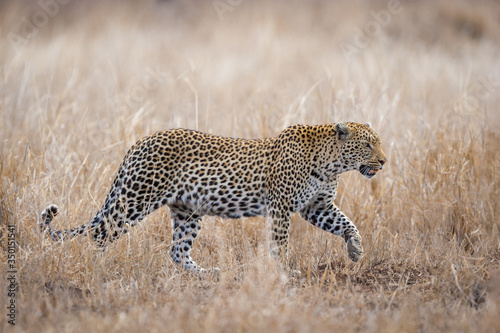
{"left": 46, "top": 204, "right": 59, "bottom": 217}
{"left": 39, "top": 204, "right": 59, "bottom": 231}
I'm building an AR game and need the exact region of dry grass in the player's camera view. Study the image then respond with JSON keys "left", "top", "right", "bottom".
{"left": 1, "top": 0, "right": 500, "bottom": 332}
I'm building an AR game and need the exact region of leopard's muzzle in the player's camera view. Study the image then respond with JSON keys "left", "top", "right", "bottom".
{"left": 359, "top": 159, "right": 386, "bottom": 179}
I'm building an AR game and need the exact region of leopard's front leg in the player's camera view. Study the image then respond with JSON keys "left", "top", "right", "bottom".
{"left": 300, "top": 194, "right": 363, "bottom": 262}
{"left": 267, "top": 205, "right": 304, "bottom": 276}
{"left": 268, "top": 213, "right": 291, "bottom": 264}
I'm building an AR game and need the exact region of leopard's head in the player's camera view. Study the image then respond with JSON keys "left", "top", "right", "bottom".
{"left": 335, "top": 122, "right": 387, "bottom": 179}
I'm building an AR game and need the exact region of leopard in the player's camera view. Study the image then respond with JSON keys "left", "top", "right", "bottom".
{"left": 39, "top": 122, "right": 387, "bottom": 274}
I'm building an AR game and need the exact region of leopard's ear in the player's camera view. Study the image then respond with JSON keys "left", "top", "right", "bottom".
{"left": 335, "top": 122, "right": 351, "bottom": 141}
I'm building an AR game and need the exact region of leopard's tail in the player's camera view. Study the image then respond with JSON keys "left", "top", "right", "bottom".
{"left": 38, "top": 204, "right": 88, "bottom": 242}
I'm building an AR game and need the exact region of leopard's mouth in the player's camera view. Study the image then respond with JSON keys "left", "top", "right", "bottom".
{"left": 359, "top": 165, "right": 380, "bottom": 179}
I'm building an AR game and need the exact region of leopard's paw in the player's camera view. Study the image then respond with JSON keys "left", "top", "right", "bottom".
{"left": 347, "top": 236, "right": 363, "bottom": 262}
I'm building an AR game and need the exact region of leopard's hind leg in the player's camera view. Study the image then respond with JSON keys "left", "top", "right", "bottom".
{"left": 168, "top": 209, "right": 218, "bottom": 274}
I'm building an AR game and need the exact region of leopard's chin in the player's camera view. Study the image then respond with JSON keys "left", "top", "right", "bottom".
{"left": 359, "top": 165, "right": 378, "bottom": 179}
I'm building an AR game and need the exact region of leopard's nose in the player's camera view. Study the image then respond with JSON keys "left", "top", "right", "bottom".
{"left": 379, "top": 159, "right": 387, "bottom": 166}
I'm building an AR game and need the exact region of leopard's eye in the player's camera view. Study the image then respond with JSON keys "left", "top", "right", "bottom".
{"left": 365, "top": 142, "right": 372, "bottom": 149}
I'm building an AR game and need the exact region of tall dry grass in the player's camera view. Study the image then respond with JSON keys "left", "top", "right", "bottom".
{"left": 1, "top": 0, "right": 499, "bottom": 332}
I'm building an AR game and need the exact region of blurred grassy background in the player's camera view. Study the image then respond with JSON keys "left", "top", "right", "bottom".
{"left": 1, "top": 0, "right": 499, "bottom": 332}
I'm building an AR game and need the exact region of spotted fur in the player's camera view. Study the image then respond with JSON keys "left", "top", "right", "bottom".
{"left": 39, "top": 122, "right": 387, "bottom": 273}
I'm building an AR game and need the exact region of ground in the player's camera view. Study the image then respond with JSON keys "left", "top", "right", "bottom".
{"left": 0, "top": 0, "right": 499, "bottom": 332}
